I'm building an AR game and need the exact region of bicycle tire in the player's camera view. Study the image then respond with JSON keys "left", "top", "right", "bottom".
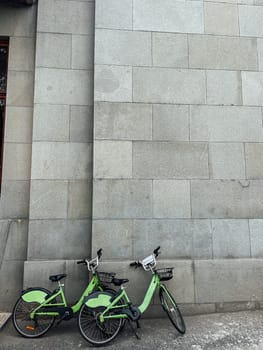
{"left": 159, "top": 286, "right": 186, "bottom": 334}
{"left": 78, "top": 291, "right": 122, "bottom": 345}
{"left": 12, "top": 288, "right": 55, "bottom": 338}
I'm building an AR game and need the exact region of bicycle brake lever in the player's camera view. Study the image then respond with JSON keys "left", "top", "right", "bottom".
{"left": 77, "top": 260, "right": 86, "bottom": 264}
{"left": 97, "top": 248, "right": 102, "bottom": 259}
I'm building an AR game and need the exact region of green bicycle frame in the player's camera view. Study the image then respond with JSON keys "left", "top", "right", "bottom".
{"left": 98, "top": 272, "right": 161, "bottom": 322}
{"left": 28, "top": 272, "right": 101, "bottom": 319}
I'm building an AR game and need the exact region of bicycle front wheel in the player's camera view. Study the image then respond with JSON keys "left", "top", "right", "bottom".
{"left": 159, "top": 286, "right": 186, "bottom": 334}
{"left": 12, "top": 289, "right": 55, "bottom": 338}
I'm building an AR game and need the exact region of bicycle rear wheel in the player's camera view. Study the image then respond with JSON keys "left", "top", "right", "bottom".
{"left": 12, "top": 288, "right": 55, "bottom": 338}
{"left": 78, "top": 292, "right": 122, "bottom": 345}
{"left": 159, "top": 286, "right": 186, "bottom": 334}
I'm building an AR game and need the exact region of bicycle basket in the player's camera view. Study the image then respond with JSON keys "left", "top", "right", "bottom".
{"left": 98, "top": 271, "right": 116, "bottom": 284}
{"left": 156, "top": 268, "right": 174, "bottom": 281}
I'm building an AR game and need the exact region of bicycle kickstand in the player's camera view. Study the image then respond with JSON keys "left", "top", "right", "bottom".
{"left": 56, "top": 315, "right": 66, "bottom": 327}
{"left": 127, "top": 319, "right": 141, "bottom": 340}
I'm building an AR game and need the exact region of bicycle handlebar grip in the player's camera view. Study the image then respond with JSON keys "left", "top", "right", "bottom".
{"left": 130, "top": 261, "right": 142, "bottom": 268}
{"left": 97, "top": 248, "right": 102, "bottom": 259}
{"left": 153, "top": 246, "right": 161, "bottom": 257}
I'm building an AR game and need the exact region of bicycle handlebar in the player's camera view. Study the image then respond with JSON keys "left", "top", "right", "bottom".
{"left": 130, "top": 246, "right": 161, "bottom": 269}
{"left": 77, "top": 248, "right": 103, "bottom": 268}
{"left": 130, "top": 261, "right": 142, "bottom": 268}
{"left": 77, "top": 259, "right": 87, "bottom": 265}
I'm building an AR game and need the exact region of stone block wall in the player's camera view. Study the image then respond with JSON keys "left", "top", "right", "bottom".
{"left": 24, "top": 0, "right": 95, "bottom": 303}
{"left": 1, "top": 0, "right": 263, "bottom": 313}
{"left": 0, "top": 3, "right": 36, "bottom": 310}
{"left": 92, "top": 0, "right": 263, "bottom": 311}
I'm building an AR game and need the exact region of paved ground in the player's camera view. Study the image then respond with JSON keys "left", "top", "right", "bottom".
{"left": 1, "top": 310, "right": 263, "bottom": 350}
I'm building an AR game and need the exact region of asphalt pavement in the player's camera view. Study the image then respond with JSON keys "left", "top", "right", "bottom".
{"left": 1, "top": 310, "right": 263, "bottom": 350}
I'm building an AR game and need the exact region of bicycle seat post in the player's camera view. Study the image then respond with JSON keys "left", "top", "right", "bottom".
{"left": 58, "top": 280, "right": 64, "bottom": 289}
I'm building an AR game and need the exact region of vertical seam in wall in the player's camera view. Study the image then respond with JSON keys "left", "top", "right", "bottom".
{"left": 208, "top": 142, "right": 211, "bottom": 180}
{"left": 132, "top": 66, "right": 134, "bottom": 103}
{"left": 237, "top": 4, "right": 241, "bottom": 37}
{"left": 92, "top": 117, "right": 96, "bottom": 226}
{"left": 132, "top": 0, "right": 134, "bottom": 31}
{"left": 91, "top": 0, "right": 96, "bottom": 240}
{"left": 211, "top": 220, "right": 214, "bottom": 259}
{"left": 151, "top": 179, "right": 154, "bottom": 219}
{"left": 0, "top": 221, "right": 12, "bottom": 271}
{"left": 132, "top": 139, "right": 134, "bottom": 179}
{"left": 240, "top": 70, "right": 244, "bottom": 106}
{"left": 131, "top": 219, "right": 134, "bottom": 259}
{"left": 151, "top": 104, "right": 153, "bottom": 140}
{"left": 243, "top": 142, "right": 247, "bottom": 180}
{"left": 203, "top": 0, "right": 205, "bottom": 34}
{"left": 70, "top": 34, "right": 73, "bottom": 69}
{"left": 257, "top": 38, "right": 262, "bottom": 72}
{"left": 258, "top": 39, "right": 260, "bottom": 72}
{"left": 67, "top": 180, "right": 70, "bottom": 219}
{"left": 190, "top": 179, "right": 193, "bottom": 220}
{"left": 193, "top": 259, "right": 197, "bottom": 304}
{"left": 248, "top": 219, "right": 252, "bottom": 258}
{"left": 187, "top": 34, "right": 190, "bottom": 69}
{"left": 191, "top": 207, "right": 194, "bottom": 257}
{"left": 151, "top": 32, "right": 153, "bottom": 67}
{"left": 69, "top": 105, "right": 71, "bottom": 142}
{"left": 205, "top": 69, "right": 208, "bottom": 105}
{"left": 189, "top": 105, "right": 191, "bottom": 142}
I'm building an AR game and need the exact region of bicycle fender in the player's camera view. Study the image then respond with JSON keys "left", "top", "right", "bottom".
{"left": 84, "top": 291, "right": 112, "bottom": 308}
{"left": 21, "top": 288, "right": 50, "bottom": 304}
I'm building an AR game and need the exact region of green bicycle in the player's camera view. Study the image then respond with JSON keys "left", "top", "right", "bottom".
{"left": 12, "top": 249, "right": 117, "bottom": 338}
{"left": 78, "top": 246, "right": 186, "bottom": 345}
